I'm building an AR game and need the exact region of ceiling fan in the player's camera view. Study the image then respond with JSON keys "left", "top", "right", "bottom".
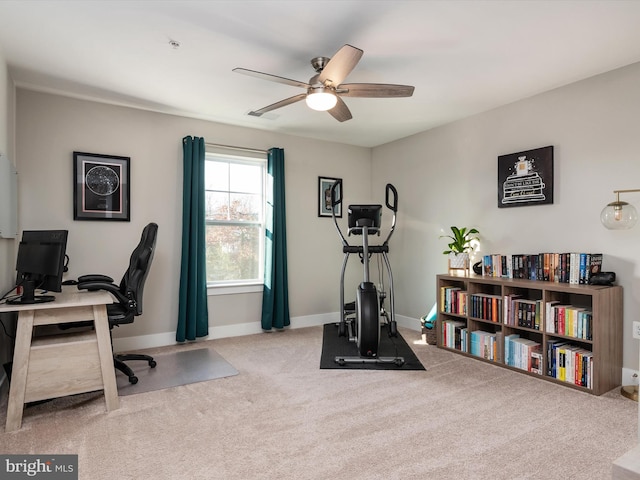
{"left": 233, "top": 44, "right": 415, "bottom": 122}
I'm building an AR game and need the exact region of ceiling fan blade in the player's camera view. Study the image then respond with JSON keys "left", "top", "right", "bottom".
{"left": 327, "top": 96, "right": 352, "bottom": 122}
{"left": 249, "top": 93, "right": 307, "bottom": 116}
{"left": 318, "top": 44, "right": 363, "bottom": 87}
{"left": 337, "top": 83, "right": 415, "bottom": 98}
{"left": 233, "top": 68, "right": 309, "bottom": 89}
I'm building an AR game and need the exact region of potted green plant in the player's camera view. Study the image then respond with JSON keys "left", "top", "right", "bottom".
{"left": 440, "top": 226, "right": 480, "bottom": 270}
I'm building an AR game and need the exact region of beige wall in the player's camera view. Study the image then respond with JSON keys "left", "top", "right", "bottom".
{"left": 15, "top": 89, "right": 371, "bottom": 345}
{"left": 0, "top": 48, "right": 14, "bottom": 292}
{"left": 372, "top": 61, "right": 640, "bottom": 376}
{"left": 9, "top": 60, "right": 640, "bottom": 377}
{"left": 0, "top": 49, "right": 16, "bottom": 372}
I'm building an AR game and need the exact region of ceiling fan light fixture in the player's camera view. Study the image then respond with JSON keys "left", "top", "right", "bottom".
{"left": 306, "top": 87, "right": 337, "bottom": 111}
{"left": 234, "top": 44, "right": 414, "bottom": 121}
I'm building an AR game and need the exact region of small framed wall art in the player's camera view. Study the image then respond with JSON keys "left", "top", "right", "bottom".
{"left": 498, "top": 145, "right": 554, "bottom": 208}
{"left": 318, "top": 176, "right": 342, "bottom": 217}
{"left": 73, "top": 151, "right": 130, "bottom": 221}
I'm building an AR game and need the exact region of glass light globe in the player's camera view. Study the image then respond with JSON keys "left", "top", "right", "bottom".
{"left": 600, "top": 201, "right": 638, "bottom": 230}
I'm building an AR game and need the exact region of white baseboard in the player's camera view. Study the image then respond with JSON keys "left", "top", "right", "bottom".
{"left": 113, "top": 331, "right": 179, "bottom": 352}
{"left": 112, "top": 312, "right": 421, "bottom": 352}
{"left": 396, "top": 314, "right": 421, "bottom": 331}
{"left": 112, "top": 312, "right": 339, "bottom": 351}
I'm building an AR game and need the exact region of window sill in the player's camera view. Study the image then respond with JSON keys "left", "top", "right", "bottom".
{"left": 207, "top": 283, "right": 263, "bottom": 296}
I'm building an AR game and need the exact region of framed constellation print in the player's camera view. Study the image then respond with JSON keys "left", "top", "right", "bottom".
{"left": 498, "top": 146, "right": 554, "bottom": 208}
{"left": 73, "top": 151, "right": 130, "bottom": 221}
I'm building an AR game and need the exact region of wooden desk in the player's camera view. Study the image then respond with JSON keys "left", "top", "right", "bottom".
{"left": 1, "top": 289, "right": 119, "bottom": 432}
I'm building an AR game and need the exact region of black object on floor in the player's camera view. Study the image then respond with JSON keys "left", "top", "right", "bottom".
{"left": 320, "top": 323, "right": 426, "bottom": 370}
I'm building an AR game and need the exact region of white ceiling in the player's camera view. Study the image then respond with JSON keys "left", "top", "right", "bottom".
{"left": 1, "top": 1, "right": 640, "bottom": 148}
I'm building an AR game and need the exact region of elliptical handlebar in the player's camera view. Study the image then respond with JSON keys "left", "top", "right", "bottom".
{"left": 330, "top": 179, "right": 342, "bottom": 208}
{"left": 385, "top": 183, "right": 398, "bottom": 212}
{"left": 330, "top": 179, "right": 348, "bottom": 246}
{"left": 383, "top": 183, "right": 398, "bottom": 246}
{"left": 331, "top": 180, "right": 398, "bottom": 249}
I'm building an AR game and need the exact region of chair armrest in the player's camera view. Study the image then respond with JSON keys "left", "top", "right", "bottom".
{"left": 77, "top": 281, "right": 129, "bottom": 305}
{"left": 77, "top": 274, "right": 114, "bottom": 283}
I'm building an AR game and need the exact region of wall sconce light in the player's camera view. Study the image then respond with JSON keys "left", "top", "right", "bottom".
{"left": 601, "top": 189, "right": 640, "bottom": 402}
{"left": 600, "top": 189, "right": 640, "bottom": 230}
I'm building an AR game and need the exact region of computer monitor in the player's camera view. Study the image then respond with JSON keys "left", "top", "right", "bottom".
{"left": 8, "top": 230, "right": 68, "bottom": 305}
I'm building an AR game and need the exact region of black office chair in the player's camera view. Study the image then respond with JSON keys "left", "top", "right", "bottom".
{"left": 76, "top": 222, "right": 158, "bottom": 384}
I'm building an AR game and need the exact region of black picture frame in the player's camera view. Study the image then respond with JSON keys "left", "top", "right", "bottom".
{"left": 318, "top": 176, "right": 341, "bottom": 218}
{"left": 498, "top": 146, "right": 554, "bottom": 208}
{"left": 73, "top": 151, "right": 130, "bottom": 221}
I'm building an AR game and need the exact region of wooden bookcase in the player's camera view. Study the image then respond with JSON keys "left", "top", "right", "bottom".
{"left": 436, "top": 274, "right": 623, "bottom": 395}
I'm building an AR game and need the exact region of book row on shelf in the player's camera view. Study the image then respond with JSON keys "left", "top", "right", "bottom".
{"left": 545, "top": 302, "right": 593, "bottom": 340}
{"left": 504, "top": 334, "right": 542, "bottom": 374}
{"left": 440, "top": 287, "right": 467, "bottom": 315}
{"left": 442, "top": 321, "right": 504, "bottom": 362}
{"left": 440, "top": 286, "right": 592, "bottom": 340}
{"left": 469, "top": 293, "right": 503, "bottom": 323}
{"left": 441, "top": 320, "right": 594, "bottom": 389}
{"left": 482, "top": 252, "right": 603, "bottom": 284}
{"left": 441, "top": 321, "right": 502, "bottom": 363}
{"left": 547, "top": 340, "right": 593, "bottom": 388}
{"left": 504, "top": 296, "right": 541, "bottom": 330}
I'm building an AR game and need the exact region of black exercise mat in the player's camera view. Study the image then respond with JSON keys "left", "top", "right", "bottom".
{"left": 320, "top": 323, "right": 426, "bottom": 370}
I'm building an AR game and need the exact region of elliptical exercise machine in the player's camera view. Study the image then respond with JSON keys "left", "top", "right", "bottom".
{"left": 330, "top": 180, "right": 404, "bottom": 366}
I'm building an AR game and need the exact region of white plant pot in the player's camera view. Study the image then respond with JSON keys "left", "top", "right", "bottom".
{"left": 448, "top": 252, "right": 469, "bottom": 269}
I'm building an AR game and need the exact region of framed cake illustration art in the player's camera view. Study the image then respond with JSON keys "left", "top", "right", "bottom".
{"left": 497, "top": 146, "right": 553, "bottom": 208}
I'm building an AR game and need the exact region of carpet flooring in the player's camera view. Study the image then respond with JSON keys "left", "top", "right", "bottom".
{"left": 115, "top": 347, "right": 238, "bottom": 396}
{"left": 0, "top": 326, "right": 636, "bottom": 480}
{"left": 320, "top": 323, "right": 426, "bottom": 370}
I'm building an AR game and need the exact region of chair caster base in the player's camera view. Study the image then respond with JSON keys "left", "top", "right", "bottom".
{"left": 114, "top": 354, "right": 156, "bottom": 384}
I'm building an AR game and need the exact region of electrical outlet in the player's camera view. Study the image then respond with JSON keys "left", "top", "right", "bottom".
{"left": 633, "top": 321, "right": 640, "bottom": 340}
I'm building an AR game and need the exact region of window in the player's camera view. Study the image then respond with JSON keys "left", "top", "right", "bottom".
{"left": 204, "top": 149, "right": 266, "bottom": 286}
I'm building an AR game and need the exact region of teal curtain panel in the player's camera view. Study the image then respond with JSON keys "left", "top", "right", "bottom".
{"left": 177, "top": 136, "right": 209, "bottom": 342}
{"left": 261, "top": 148, "right": 290, "bottom": 330}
